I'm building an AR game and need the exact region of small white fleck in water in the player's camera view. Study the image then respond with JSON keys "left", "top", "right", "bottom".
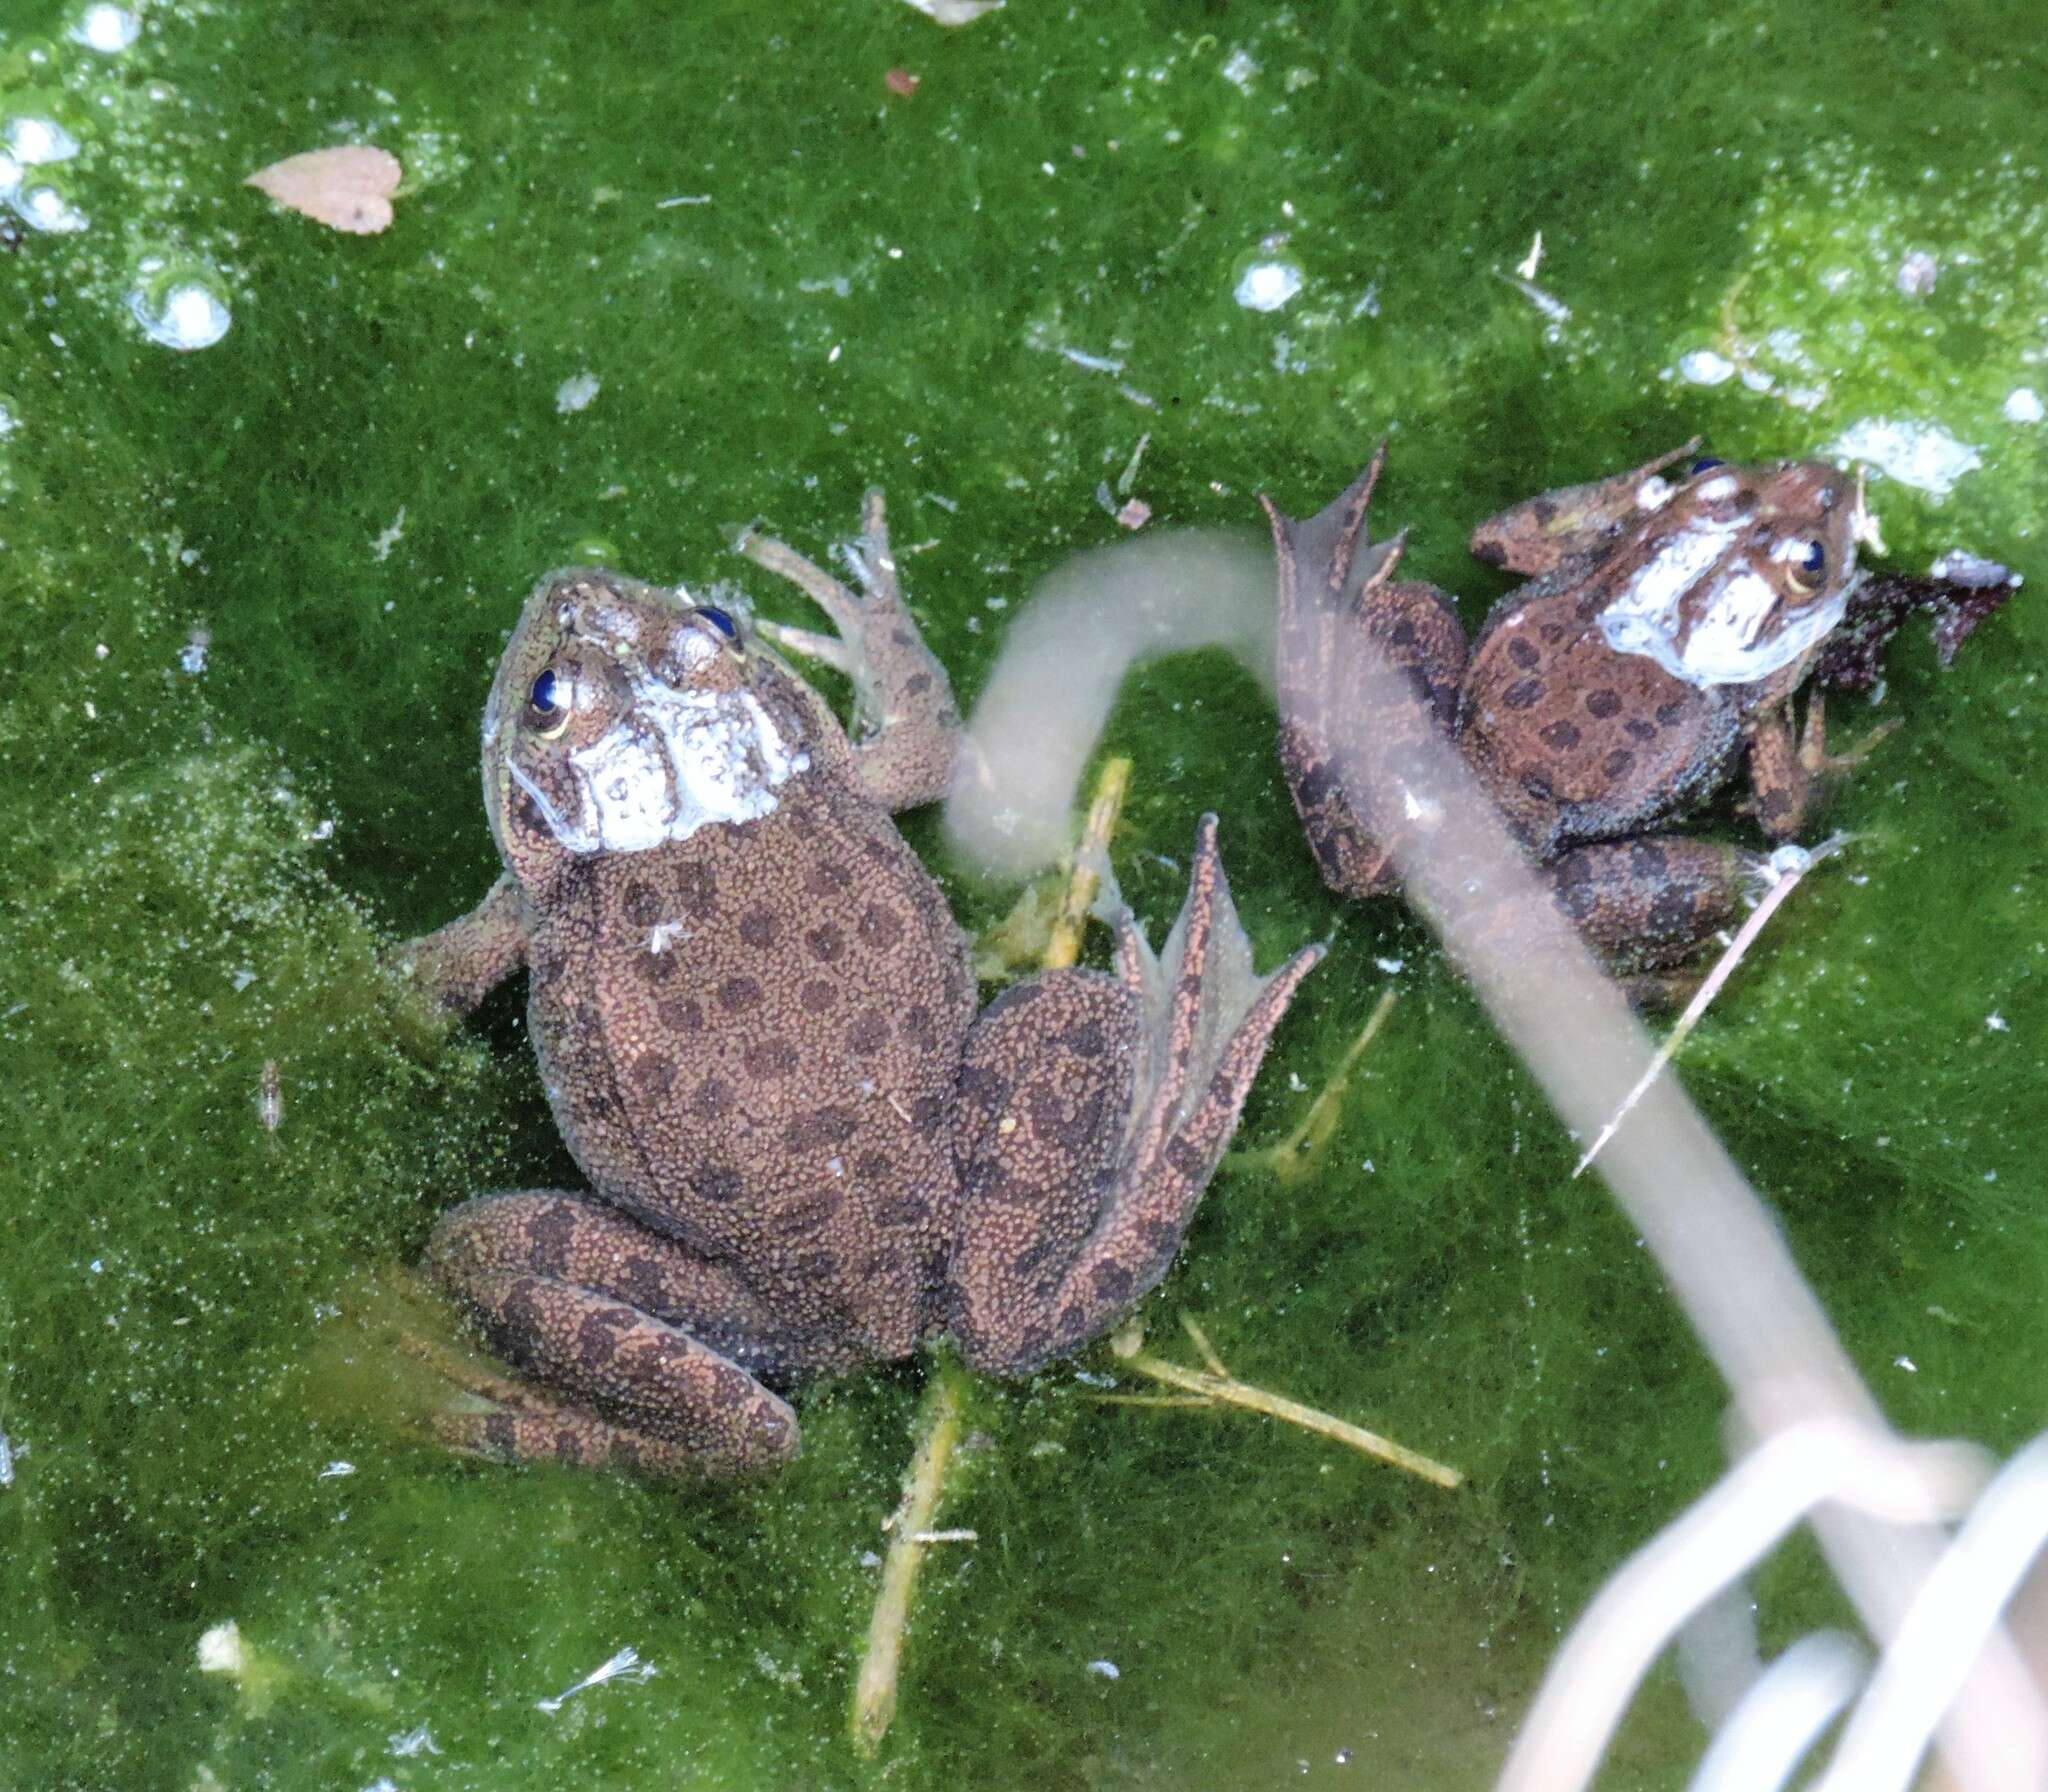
{"left": 1894, "top": 1355, "right": 1918, "bottom": 1373}
{"left": 1895, "top": 250, "right": 1938, "bottom": 297}
{"left": 1828, "top": 418, "right": 1982, "bottom": 497}
{"left": 0, "top": 1431, "right": 14, "bottom": 1487}
{"left": 388, "top": 1726, "right": 439, "bottom": 1758}
{"left": 1676, "top": 348, "right": 1737, "bottom": 386}
{"left": 179, "top": 628, "right": 210, "bottom": 675}
{"left": 2002, "top": 387, "right": 2044, "bottom": 425}
{"left": 318, "top": 1460, "right": 356, "bottom": 1479}
{"left": 196, "top": 1620, "right": 245, "bottom": 1675}
{"left": 128, "top": 277, "right": 232, "bottom": 351}
{"left": 1986, "top": 1012, "right": 2009, "bottom": 1032}
{"left": 370, "top": 506, "right": 407, "bottom": 561}
{"left": 1234, "top": 259, "right": 1303, "bottom": 312}
{"left": 13, "top": 184, "right": 89, "bottom": 234}
{"left": 555, "top": 371, "right": 601, "bottom": 414}
{"left": 1220, "top": 47, "right": 1260, "bottom": 92}
{"left": 1086, "top": 1659, "right": 1120, "bottom": 1680}
{"left": 71, "top": 4, "right": 141, "bottom": 52}
{"left": 4, "top": 116, "right": 80, "bottom": 166}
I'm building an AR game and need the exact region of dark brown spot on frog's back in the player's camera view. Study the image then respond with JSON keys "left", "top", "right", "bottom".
{"left": 784, "top": 1105, "right": 858, "bottom": 1151}
{"left": 799, "top": 977, "right": 838, "bottom": 1014}
{"left": 1507, "top": 635, "right": 1541, "bottom": 669}
{"left": 1603, "top": 748, "right": 1636, "bottom": 780}
{"left": 805, "top": 922, "right": 845, "bottom": 964}
{"left": 673, "top": 861, "right": 719, "bottom": 918}
{"left": 1502, "top": 678, "right": 1544, "bottom": 710}
{"left": 858, "top": 901, "right": 906, "bottom": 950}
{"left": 846, "top": 1010, "right": 890, "bottom": 1054}
{"left": 738, "top": 906, "right": 781, "bottom": 949}
{"left": 718, "top": 975, "right": 763, "bottom": 1013}
{"left": 657, "top": 995, "right": 704, "bottom": 1035}
{"left": 805, "top": 859, "right": 853, "bottom": 899}
{"left": 1584, "top": 687, "right": 1623, "bottom": 719}
{"left": 1538, "top": 719, "right": 1582, "bottom": 750}
{"left": 636, "top": 947, "right": 678, "bottom": 985}
{"left": 631, "top": 1051, "right": 676, "bottom": 1096}
{"left": 622, "top": 880, "right": 661, "bottom": 926}
{"left": 744, "top": 1036, "right": 800, "bottom": 1078}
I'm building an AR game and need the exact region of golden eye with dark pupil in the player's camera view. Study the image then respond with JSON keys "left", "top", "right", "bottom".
{"left": 1785, "top": 539, "right": 1827, "bottom": 595}
{"left": 527, "top": 667, "right": 570, "bottom": 737}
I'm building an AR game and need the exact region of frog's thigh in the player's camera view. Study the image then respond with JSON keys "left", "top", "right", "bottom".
{"left": 945, "top": 974, "right": 1141, "bottom": 1373}
{"left": 947, "top": 860, "right": 1317, "bottom": 1376}
{"left": 1545, "top": 837, "right": 1760, "bottom": 973}
{"left": 425, "top": 1191, "right": 800, "bottom": 1478}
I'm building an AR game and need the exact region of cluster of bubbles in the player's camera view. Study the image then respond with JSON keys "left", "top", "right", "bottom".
{"left": 2, "top": 5, "right": 234, "bottom": 352}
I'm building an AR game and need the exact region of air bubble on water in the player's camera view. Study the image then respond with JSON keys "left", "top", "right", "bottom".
{"left": 70, "top": 4, "right": 142, "bottom": 53}
{"left": 10, "top": 178, "right": 89, "bottom": 234}
{"left": 126, "top": 261, "right": 232, "bottom": 352}
{"left": 3, "top": 114, "right": 81, "bottom": 166}
{"left": 1233, "top": 258, "right": 1303, "bottom": 312}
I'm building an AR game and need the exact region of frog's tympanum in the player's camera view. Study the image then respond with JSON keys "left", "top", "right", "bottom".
{"left": 396, "top": 494, "right": 1320, "bottom": 1478}
{"left": 1264, "top": 444, "right": 1874, "bottom": 980}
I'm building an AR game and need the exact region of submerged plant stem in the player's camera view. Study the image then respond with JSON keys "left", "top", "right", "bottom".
{"left": 1042, "top": 756, "right": 1131, "bottom": 971}
{"left": 1230, "top": 987, "right": 1398, "bottom": 1180}
{"left": 1113, "top": 1314, "right": 1465, "bottom": 1491}
{"left": 851, "top": 1362, "right": 969, "bottom": 1755}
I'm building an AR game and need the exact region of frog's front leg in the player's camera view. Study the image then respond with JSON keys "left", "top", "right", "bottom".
{"left": 738, "top": 488, "right": 961, "bottom": 811}
{"left": 944, "top": 818, "right": 1322, "bottom": 1375}
{"left": 1469, "top": 440, "right": 1703, "bottom": 576}
{"left": 1744, "top": 693, "right": 1899, "bottom": 841}
{"left": 423, "top": 1190, "right": 863, "bottom": 1478}
{"left": 1263, "top": 453, "right": 1469, "bottom": 899}
{"left": 391, "top": 873, "right": 528, "bottom": 1017}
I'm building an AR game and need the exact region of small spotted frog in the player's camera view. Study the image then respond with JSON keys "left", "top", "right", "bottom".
{"left": 1264, "top": 445, "right": 1872, "bottom": 979}
{"left": 396, "top": 493, "right": 1319, "bottom": 1477}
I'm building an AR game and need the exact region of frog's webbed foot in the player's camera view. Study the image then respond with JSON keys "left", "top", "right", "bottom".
{"left": 1745, "top": 692, "right": 1898, "bottom": 842}
{"left": 1262, "top": 453, "right": 1469, "bottom": 900}
{"left": 737, "top": 488, "right": 962, "bottom": 812}
{"left": 1468, "top": 438, "right": 1704, "bottom": 576}
{"left": 944, "top": 817, "right": 1323, "bottom": 1377}
{"left": 387, "top": 873, "right": 528, "bottom": 1018}
{"left": 420, "top": 1190, "right": 860, "bottom": 1479}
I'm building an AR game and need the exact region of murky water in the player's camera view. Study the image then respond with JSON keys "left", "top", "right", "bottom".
{"left": 2, "top": 2, "right": 2043, "bottom": 1786}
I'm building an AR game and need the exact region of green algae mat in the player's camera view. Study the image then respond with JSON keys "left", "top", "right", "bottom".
{"left": 4, "top": 2, "right": 2044, "bottom": 1786}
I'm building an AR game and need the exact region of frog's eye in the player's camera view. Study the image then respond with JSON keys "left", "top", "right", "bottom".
{"left": 695, "top": 604, "right": 739, "bottom": 640}
{"left": 1688, "top": 456, "right": 1726, "bottom": 476}
{"left": 1781, "top": 538, "right": 1828, "bottom": 594}
{"left": 527, "top": 667, "right": 571, "bottom": 738}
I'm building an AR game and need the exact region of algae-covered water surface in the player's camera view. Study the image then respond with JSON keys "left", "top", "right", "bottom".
{"left": 4, "top": 1, "right": 2044, "bottom": 1786}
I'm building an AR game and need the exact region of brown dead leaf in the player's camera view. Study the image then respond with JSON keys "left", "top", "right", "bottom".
{"left": 246, "top": 146, "right": 402, "bottom": 235}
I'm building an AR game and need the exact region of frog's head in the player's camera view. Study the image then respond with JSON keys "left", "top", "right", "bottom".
{"left": 1597, "top": 458, "right": 1864, "bottom": 690}
{"left": 480, "top": 569, "right": 814, "bottom": 887}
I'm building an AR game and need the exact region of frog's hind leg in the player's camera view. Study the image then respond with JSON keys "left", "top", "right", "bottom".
{"left": 1543, "top": 836, "right": 1765, "bottom": 983}
{"left": 738, "top": 488, "right": 962, "bottom": 811}
{"left": 421, "top": 1191, "right": 855, "bottom": 1478}
{"left": 1263, "top": 453, "right": 1468, "bottom": 900}
{"left": 945, "top": 817, "right": 1322, "bottom": 1376}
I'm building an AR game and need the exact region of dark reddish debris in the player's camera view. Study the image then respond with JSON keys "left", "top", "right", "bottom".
{"left": 1815, "top": 552, "right": 2022, "bottom": 692}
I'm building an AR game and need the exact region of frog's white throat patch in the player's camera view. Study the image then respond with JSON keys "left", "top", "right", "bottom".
{"left": 1597, "top": 515, "right": 1850, "bottom": 689}
{"left": 510, "top": 663, "right": 810, "bottom": 855}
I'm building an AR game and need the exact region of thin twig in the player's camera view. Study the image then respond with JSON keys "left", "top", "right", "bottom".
{"left": 1230, "top": 988, "right": 1398, "bottom": 1179}
{"left": 851, "top": 1364, "right": 967, "bottom": 1755}
{"left": 1043, "top": 756, "right": 1131, "bottom": 971}
{"left": 1109, "top": 1318, "right": 1464, "bottom": 1490}
{"left": 1575, "top": 841, "right": 1839, "bottom": 1177}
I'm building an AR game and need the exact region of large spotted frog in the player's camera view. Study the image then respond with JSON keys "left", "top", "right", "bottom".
{"left": 1263, "top": 445, "right": 1872, "bottom": 979}
{"left": 395, "top": 493, "right": 1320, "bottom": 1478}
